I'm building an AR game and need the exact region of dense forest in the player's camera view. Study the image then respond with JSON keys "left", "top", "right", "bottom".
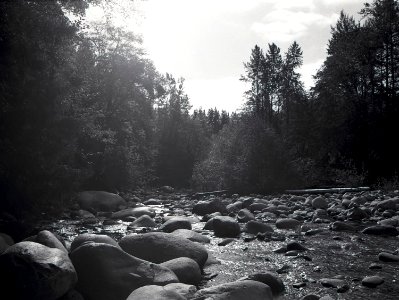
{"left": 1, "top": 0, "right": 398, "bottom": 216}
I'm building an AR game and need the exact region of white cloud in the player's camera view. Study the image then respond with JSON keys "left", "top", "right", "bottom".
{"left": 185, "top": 76, "right": 247, "bottom": 112}
{"left": 274, "top": 0, "right": 316, "bottom": 10}
{"left": 300, "top": 58, "right": 324, "bottom": 89}
{"left": 320, "top": 0, "right": 360, "bottom": 5}
{"left": 252, "top": 10, "right": 339, "bottom": 42}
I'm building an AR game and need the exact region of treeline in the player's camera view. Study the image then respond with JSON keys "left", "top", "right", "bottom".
{"left": 193, "top": 0, "right": 399, "bottom": 193}
{"left": 0, "top": 0, "right": 398, "bottom": 215}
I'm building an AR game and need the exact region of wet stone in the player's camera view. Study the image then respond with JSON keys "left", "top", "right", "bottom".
{"left": 362, "top": 225, "right": 398, "bottom": 236}
{"left": 378, "top": 252, "right": 399, "bottom": 262}
{"left": 320, "top": 278, "right": 346, "bottom": 288}
{"left": 293, "top": 282, "right": 307, "bottom": 288}
{"left": 362, "top": 275, "right": 384, "bottom": 288}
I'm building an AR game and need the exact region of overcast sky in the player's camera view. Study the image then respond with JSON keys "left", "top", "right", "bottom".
{"left": 137, "top": 0, "right": 366, "bottom": 112}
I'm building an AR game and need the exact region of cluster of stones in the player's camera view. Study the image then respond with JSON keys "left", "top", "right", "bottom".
{"left": 1, "top": 188, "right": 398, "bottom": 299}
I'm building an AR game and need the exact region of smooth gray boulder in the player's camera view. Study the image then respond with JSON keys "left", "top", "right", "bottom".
{"left": 77, "top": 191, "right": 126, "bottom": 212}
{"left": 193, "top": 280, "right": 273, "bottom": 300}
{"left": 160, "top": 257, "right": 202, "bottom": 285}
{"left": 128, "top": 215, "right": 157, "bottom": 228}
{"left": 70, "top": 242, "right": 178, "bottom": 300}
{"left": 0, "top": 241, "right": 77, "bottom": 300}
{"left": 204, "top": 216, "right": 240, "bottom": 238}
{"left": 276, "top": 218, "right": 301, "bottom": 230}
{"left": 244, "top": 220, "right": 274, "bottom": 234}
{"left": 25, "top": 230, "right": 67, "bottom": 253}
{"left": 119, "top": 232, "right": 208, "bottom": 268}
{"left": 240, "top": 272, "right": 285, "bottom": 297}
{"left": 111, "top": 207, "right": 156, "bottom": 220}
{"left": 159, "top": 217, "right": 192, "bottom": 233}
{"left": 170, "top": 229, "right": 210, "bottom": 244}
{"left": 70, "top": 233, "right": 120, "bottom": 252}
{"left": 126, "top": 285, "right": 186, "bottom": 300}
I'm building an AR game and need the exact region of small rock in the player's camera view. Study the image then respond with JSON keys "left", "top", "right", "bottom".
{"left": 218, "top": 238, "right": 235, "bottom": 246}
{"left": 301, "top": 294, "right": 320, "bottom": 300}
{"left": 293, "top": 282, "right": 307, "bottom": 288}
{"left": 369, "top": 263, "right": 382, "bottom": 269}
{"left": 287, "top": 241, "right": 308, "bottom": 252}
{"left": 362, "top": 225, "right": 398, "bottom": 236}
{"left": 330, "top": 221, "right": 356, "bottom": 231}
{"left": 378, "top": 252, "right": 399, "bottom": 262}
{"left": 320, "top": 278, "right": 346, "bottom": 288}
{"left": 362, "top": 275, "right": 384, "bottom": 288}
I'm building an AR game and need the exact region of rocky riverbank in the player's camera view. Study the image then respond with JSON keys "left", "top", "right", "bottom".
{"left": 1, "top": 189, "right": 398, "bottom": 299}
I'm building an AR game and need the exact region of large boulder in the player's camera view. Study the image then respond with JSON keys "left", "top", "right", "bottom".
{"left": 275, "top": 218, "right": 301, "bottom": 230}
{"left": 362, "top": 225, "right": 398, "bottom": 236}
{"left": 192, "top": 199, "right": 227, "bottom": 216}
{"left": 25, "top": 230, "right": 67, "bottom": 253}
{"left": 70, "top": 233, "right": 120, "bottom": 252}
{"left": 111, "top": 207, "right": 156, "bottom": 220}
{"left": 237, "top": 208, "right": 256, "bottom": 223}
{"left": 204, "top": 216, "right": 240, "bottom": 238}
{"left": 119, "top": 232, "right": 208, "bottom": 269}
{"left": 160, "top": 257, "right": 202, "bottom": 285}
{"left": 0, "top": 241, "right": 77, "bottom": 300}
{"left": 126, "top": 285, "right": 186, "bottom": 300}
{"left": 159, "top": 217, "right": 192, "bottom": 233}
{"left": 0, "top": 233, "right": 13, "bottom": 253}
{"left": 70, "top": 242, "right": 178, "bottom": 300}
{"left": 240, "top": 272, "right": 285, "bottom": 297}
{"left": 193, "top": 280, "right": 273, "bottom": 300}
{"left": 312, "top": 196, "right": 328, "bottom": 209}
{"left": 170, "top": 229, "right": 210, "bottom": 244}
{"left": 244, "top": 220, "right": 274, "bottom": 234}
{"left": 77, "top": 191, "right": 126, "bottom": 212}
{"left": 128, "top": 215, "right": 157, "bottom": 228}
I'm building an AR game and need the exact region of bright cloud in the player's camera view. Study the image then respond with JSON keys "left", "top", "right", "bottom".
{"left": 252, "top": 10, "right": 339, "bottom": 42}
{"left": 131, "top": 0, "right": 365, "bottom": 111}
{"left": 300, "top": 59, "right": 325, "bottom": 89}
{"left": 185, "top": 77, "right": 248, "bottom": 112}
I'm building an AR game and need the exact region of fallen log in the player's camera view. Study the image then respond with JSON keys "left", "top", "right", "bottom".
{"left": 285, "top": 187, "right": 370, "bottom": 195}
